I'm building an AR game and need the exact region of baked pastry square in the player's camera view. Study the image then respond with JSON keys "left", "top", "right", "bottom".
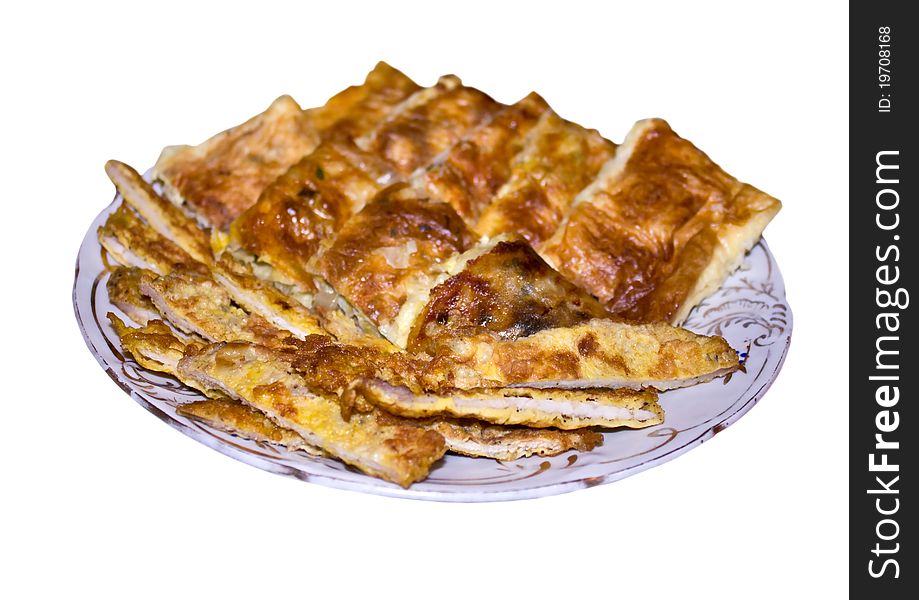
{"left": 540, "top": 118, "right": 781, "bottom": 324}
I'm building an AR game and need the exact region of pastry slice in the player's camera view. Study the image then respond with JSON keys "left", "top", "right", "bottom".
{"left": 357, "top": 75, "right": 502, "bottom": 176}
{"left": 98, "top": 203, "right": 199, "bottom": 275}
{"left": 540, "top": 118, "right": 782, "bottom": 324}
{"left": 225, "top": 137, "right": 398, "bottom": 296}
{"left": 105, "top": 160, "right": 213, "bottom": 264}
{"left": 153, "top": 95, "right": 319, "bottom": 231}
{"left": 109, "top": 314, "right": 199, "bottom": 377}
{"left": 139, "top": 266, "right": 293, "bottom": 347}
{"left": 178, "top": 342, "right": 447, "bottom": 487}
{"left": 475, "top": 110, "right": 616, "bottom": 247}
{"left": 110, "top": 313, "right": 324, "bottom": 454}
{"left": 308, "top": 61, "right": 421, "bottom": 139}
{"left": 221, "top": 76, "right": 493, "bottom": 301}
{"left": 98, "top": 179, "right": 325, "bottom": 340}
{"left": 210, "top": 254, "right": 326, "bottom": 339}
{"left": 420, "top": 318, "right": 739, "bottom": 391}
{"left": 177, "top": 398, "right": 327, "bottom": 456}
{"left": 428, "top": 420, "right": 603, "bottom": 460}
{"left": 411, "top": 92, "right": 549, "bottom": 224}
{"left": 407, "top": 235, "right": 610, "bottom": 355}
{"left": 350, "top": 379, "right": 662, "bottom": 430}
{"left": 225, "top": 80, "right": 506, "bottom": 312}
{"left": 308, "top": 184, "right": 474, "bottom": 347}
{"left": 106, "top": 267, "right": 161, "bottom": 326}
{"left": 111, "top": 314, "right": 600, "bottom": 463}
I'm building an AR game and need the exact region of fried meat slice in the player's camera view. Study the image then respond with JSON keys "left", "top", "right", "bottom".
{"left": 98, "top": 203, "right": 199, "bottom": 275}
{"left": 540, "top": 118, "right": 782, "bottom": 324}
{"left": 357, "top": 75, "right": 502, "bottom": 176}
{"left": 475, "top": 110, "right": 616, "bottom": 247}
{"left": 308, "top": 184, "right": 474, "bottom": 347}
{"left": 411, "top": 92, "right": 548, "bottom": 224}
{"left": 420, "top": 318, "right": 739, "bottom": 391}
{"left": 106, "top": 267, "right": 161, "bottom": 326}
{"left": 109, "top": 314, "right": 197, "bottom": 376}
{"left": 177, "top": 342, "right": 446, "bottom": 487}
{"left": 210, "top": 254, "right": 326, "bottom": 339}
{"left": 351, "top": 379, "right": 662, "bottom": 430}
{"left": 407, "top": 236, "right": 610, "bottom": 355}
{"left": 153, "top": 95, "right": 319, "bottom": 231}
{"left": 176, "top": 398, "right": 326, "bottom": 456}
{"left": 139, "top": 266, "right": 292, "bottom": 347}
{"left": 101, "top": 163, "right": 327, "bottom": 339}
{"left": 112, "top": 314, "right": 599, "bottom": 464}
{"left": 99, "top": 203, "right": 322, "bottom": 340}
{"left": 109, "top": 314, "right": 322, "bottom": 454}
{"left": 105, "top": 160, "right": 213, "bottom": 264}
{"left": 429, "top": 420, "right": 603, "bottom": 460}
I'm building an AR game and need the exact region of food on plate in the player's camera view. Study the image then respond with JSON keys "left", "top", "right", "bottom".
{"left": 177, "top": 398, "right": 328, "bottom": 457}
{"left": 412, "top": 92, "right": 549, "bottom": 225}
{"left": 153, "top": 95, "right": 318, "bottom": 231}
{"left": 93, "top": 62, "right": 780, "bottom": 487}
{"left": 106, "top": 267, "right": 160, "bottom": 326}
{"left": 406, "top": 235, "right": 610, "bottom": 355}
{"left": 540, "top": 118, "right": 782, "bottom": 325}
{"left": 112, "top": 312, "right": 608, "bottom": 465}
{"left": 177, "top": 342, "right": 447, "bottom": 487}
{"left": 98, "top": 203, "right": 192, "bottom": 275}
{"left": 475, "top": 110, "right": 617, "bottom": 246}
{"left": 348, "top": 379, "right": 662, "bottom": 430}
{"left": 425, "top": 419, "right": 603, "bottom": 461}
{"left": 356, "top": 75, "right": 501, "bottom": 176}
{"left": 308, "top": 184, "right": 474, "bottom": 347}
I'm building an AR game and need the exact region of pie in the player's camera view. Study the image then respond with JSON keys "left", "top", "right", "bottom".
{"left": 95, "top": 62, "right": 780, "bottom": 487}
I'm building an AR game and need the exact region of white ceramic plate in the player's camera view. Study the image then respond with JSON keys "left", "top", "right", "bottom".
{"left": 74, "top": 198, "right": 791, "bottom": 502}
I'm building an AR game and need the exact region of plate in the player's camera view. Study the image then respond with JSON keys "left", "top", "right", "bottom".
{"left": 74, "top": 198, "right": 792, "bottom": 502}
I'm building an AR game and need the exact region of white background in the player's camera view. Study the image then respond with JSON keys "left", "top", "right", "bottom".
{"left": 1, "top": 1, "right": 848, "bottom": 598}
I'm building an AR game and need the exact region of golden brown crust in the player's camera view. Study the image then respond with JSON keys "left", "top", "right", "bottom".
{"left": 475, "top": 111, "right": 616, "bottom": 247}
{"left": 140, "top": 266, "right": 293, "bottom": 347}
{"left": 413, "top": 93, "right": 548, "bottom": 224}
{"left": 420, "top": 318, "right": 739, "bottom": 391}
{"left": 153, "top": 95, "right": 319, "bottom": 231}
{"left": 109, "top": 315, "right": 324, "bottom": 454}
{"left": 210, "top": 254, "right": 326, "bottom": 339}
{"left": 98, "top": 204, "right": 199, "bottom": 275}
{"left": 540, "top": 119, "right": 782, "bottom": 323}
{"left": 227, "top": 138, "right": 396, "bottom": 292}
{"left": 99, "top": 164, "right": 326, "bottom": 340}
{"left": 429, "top": 419, "right": 603, "bottom": 460}
{"left": 106, "top": 267, "right": 161, "bottom": 325}
{"left": 105, "top": 160, "right": 213, "bottom": 264}
{"left": 352, "top": 379, "right": 662, "bottom": 430}
{"left": 408, "top": 238, "right": 610, "bottom": 354}
{"left": 281, "top": 334, "right": 419, "bottom": 396}
{"left": 307, "top": 62, "right": 421, "bottom": 139}
{"left": 177, "top": 398, "right": 326, "bottom": 456}
{"left": 309, "top": 184, "right": 474, "bottom": 344}
{"left": 359, "top": 76, "right": 502, "bottom": 176}
{"left": 178, "top": 342, "right": 446, "bottom": 487}
{"left": 226, "top": 81, "right": 503, "bottom": 306}
{"left": 108, "top": 313, "right": 200, "bottom": 376}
